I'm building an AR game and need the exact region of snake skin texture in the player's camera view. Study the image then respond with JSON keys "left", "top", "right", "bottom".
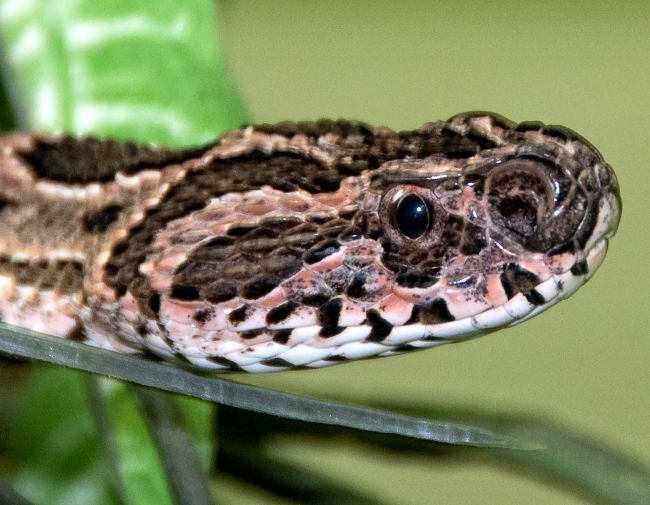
{"left": 0, "top": 113, "right": 621, "bottom": 372}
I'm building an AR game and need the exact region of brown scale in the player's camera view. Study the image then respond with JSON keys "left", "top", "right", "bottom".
{"left": 0, "top": 255, "right": 83, "bottom": 295}
{"left": 103, "top": 118, "right": 513, "bottom": 319}
{"left": 103, "top": 155, "right": 360, "bottom": 315}
{"left": 18, "top": 135, "right": 205, "bottom": 184}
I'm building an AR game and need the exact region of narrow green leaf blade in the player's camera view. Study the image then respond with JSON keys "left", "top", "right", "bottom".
{"left": 0, "top": 323, "right": 527, "bottom": 450}
{"left": 97, "top": 377, "right": 174, "bottom": 505}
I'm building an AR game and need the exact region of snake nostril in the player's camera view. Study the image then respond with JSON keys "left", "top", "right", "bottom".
{"left": 495, "top": 194, "right": 538, "bottom": 236}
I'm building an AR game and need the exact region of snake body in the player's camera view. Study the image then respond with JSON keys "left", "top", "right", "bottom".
{"left": 0, "top": 113, "right": 621, "bottom": 372}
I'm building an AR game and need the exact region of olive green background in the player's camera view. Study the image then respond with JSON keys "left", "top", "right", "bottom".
{"left": 216, "top": 1, "right": 649, "bottom": 504}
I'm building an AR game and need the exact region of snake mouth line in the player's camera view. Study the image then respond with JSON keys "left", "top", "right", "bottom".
{"left": 170, "top": 240, "right": 610, "bottom": 373}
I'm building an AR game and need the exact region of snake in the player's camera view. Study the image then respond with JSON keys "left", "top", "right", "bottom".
{"left": 0, "top": 112, "right": 621, "bottom": 372}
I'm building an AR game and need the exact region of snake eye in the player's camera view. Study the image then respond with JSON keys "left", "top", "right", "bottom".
{"left": 379, "top": 184, "right": 444, "bottom": 249}
{"left": 395, "top": 194, "right": 430, "bottom": 239}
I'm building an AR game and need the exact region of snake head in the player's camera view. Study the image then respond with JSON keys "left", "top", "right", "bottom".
{"left": 369, "top": 114, "right": 621, "bottom": 331}
{"left": 95, "top": 114, "right": 620, "bottom": 371}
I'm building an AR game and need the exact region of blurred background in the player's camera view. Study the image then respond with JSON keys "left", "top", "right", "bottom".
{"left": 214, "top": 1, "right": 649, "bottom": 503}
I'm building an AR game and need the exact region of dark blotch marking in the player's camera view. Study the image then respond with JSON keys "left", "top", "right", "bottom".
{"left": 21, "top": 136, "right": 204, "bottom": 184}
{"left": 460, "top": 222, "right": 487, "bottom": 256}
{"left": 463, "top": 132, "right": 498, "bottom": 151}
{"left": 395, "top": 272, "right": 439, "bottom": 289}
{"left": 405, "top": 305, "right": 420, "bottom": 325}
{"left": 515, "top": 121, "right": 545, "bottom": 133}
{"left": 148, "top": 293, "right": 161, "bottom": 314}
{"left": 570, "top": 259, "right": 589, "bottom": 276}
{"left": 524, "top": 289, "right": 546, "bottom": 306}
{"left": 346, "top": 270, "right": 368, "bottom": 299}
{"left": 266, "top": 301, "right": 299, "bottom": 326}
{"left": 0, "top": 256, "right": 84, "bottom": 295}
{"left": 548, "top": 240, "right": 576, "bottom": 257}
{"left": 227, "top": 224, "right": 258, "bottom": 237}
{"left": 260, "top": 256, "right": 303, "bottom": 279}
{"left": 500, "top": 263, "right": 540, "bottom": 299}
{"left": 239, "top": 329, "right": 265, "bottom": 340}
{"left": 228, "top": 305, "right": 251, "bottom": 325}
{"left": 418, "top": 299, "right": 456, "bottom": 325}
{"left": 206, "top": 356, "right": 243, "bottom": 371}
{"left": 393, "top": 344, "right": 417, "bottom": 352}
{"left": 82, "top": 204, "right": 123, "bottom": 233}
{"left": 56, "top": 261, "right": 84, "bottom": 295}
{"left": 260, "top": 357, "right": 294, "bottom": 368}
{"left": 541, "top": 125, "right": 583, "bottom": 143}
{"left": 365, "top": 309, "right": 393, "bottom": 342}
{"left": 297, "top": 293, "right": 332, "bottom": 307}
{"left": 170, "top": 284, "right": 200, "bottom": 301}
{"left": 272, "top": 329, "right": 292, "bottom": 344}
{"left": 425, "top": 123, "right": 497, "bottom": 158}
{"left": 0, "top": 196, "right": 17, "bottom": 213}
{"left": 304, "top": 241, "right": 340, "bottom": 264}
{"left": 498, "top": 194, "right": 538, "bottom": 236}
{"left": 123, "top": 277, "right": 156, "bottom": 319}
{"left": 255, "top": 119, "right": 375, "bottom": 144}
{"left": 193, "top": 308, "right": 214, "bottom": 324}
{"left": 319, "top": 326, "right": 344, "bottom": 338}
{"left": 422, "top": 335, "right": 447, "bottom": 341}
{"left": 239, "top": 275, "right": 281, "bottom": 300}
{"left": 66, "top": 325, "right": 86, "bottom": 342}
{"left": 135, "top": 320, "right": 148, "bottom": 337}
{"left": 324, "top": 355, "right": 350, "bottom": 362}
{"left": 316, "top": 297, "right": 343, "bottom": 327}
{"left": 172, "top": 352, "right": 192, "bottom": 365}
{"left": 203, "top": 280, "right": 238, "bottom": 303}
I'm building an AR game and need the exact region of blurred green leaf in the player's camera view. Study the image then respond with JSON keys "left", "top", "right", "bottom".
{"left": 0, "top": 51, "right": 17, "bottom": 129}
{"left": 0, "top": 0, "right": 247, "bottom": 143}
{"left": 96, "top": 377, "right": 174, "bottom": 505}
{"left": 217, "top": 405, "right": 650, "bottom": 505}
{"left": 0, "top": 366, "right": 118, "bottom": 505}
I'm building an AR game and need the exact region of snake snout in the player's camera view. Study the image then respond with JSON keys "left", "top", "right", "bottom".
{"left": 600, "top": 163, "right": 622, "bottom": 238}
{"left": 585, "top": 162, "right": 621, "bottom": 252}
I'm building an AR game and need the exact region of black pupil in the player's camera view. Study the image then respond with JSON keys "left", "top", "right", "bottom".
{"left": 395, "top": 194, "right": 429, "bottom": 239}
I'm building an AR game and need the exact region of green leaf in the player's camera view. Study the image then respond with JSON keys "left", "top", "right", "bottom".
{"left": 0, "top": 0, "right": 248, "bottom": 143}
{"left": 94, "top": 377, "right": 174, "bottom": 505}
{"left": 0, "top": 366, "right": 118, "bottom": 505}
{"left": 0, "top": 324, "right": 524, "bottom": 450}
{"left": 3, "top": 324, "right": 650, "bottom": 504}
{"left": 216, "top": 405, "right": 650, "bottom": 505}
